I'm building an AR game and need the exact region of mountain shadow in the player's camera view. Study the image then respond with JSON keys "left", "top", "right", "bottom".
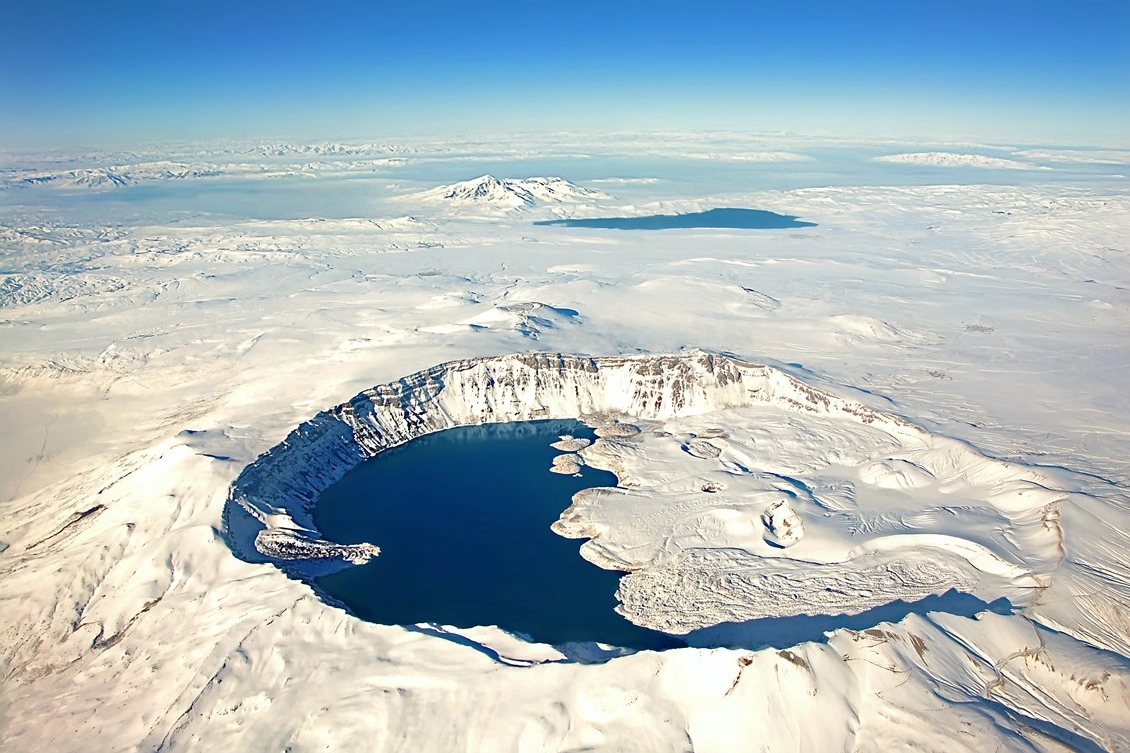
{"left": 684, "top": 589, "right": 1014, "bottom": 650}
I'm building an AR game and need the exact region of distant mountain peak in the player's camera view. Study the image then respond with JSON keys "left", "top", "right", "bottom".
{"left": 410, "top": 175, "right": 608, "bottom": 211}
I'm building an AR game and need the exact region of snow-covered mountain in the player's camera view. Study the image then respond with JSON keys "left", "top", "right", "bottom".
{"left": 1, "top": 156, "right": 407, "bottom": 190}
{"left": 4, "top": 161, "right": 220, "bottom": 189}
{"left": 408, "top": 175, "right": 608, "bottom": 210}
{"left": 873, "top": 152, "right": 1040, "bottom": 169}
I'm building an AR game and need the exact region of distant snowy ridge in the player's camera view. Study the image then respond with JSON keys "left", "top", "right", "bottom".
{"left": 249, "top": 141, "right": 413, "bottom": 157}
{"left": 1, "top": 157, "right": 406, "bottom": 190}
{"left": 687, "top": 151, "right": 812, "bottom": 162}
{"left": 874, "top": 152, "right": 1042, "bottom": 169}
{"left": 4, "top": 161, "right": 220, "bottom": 189}
{"left": 1, "top": 271, "right": 128, "bottom": 307}
{"left": 1013, "top": 148, "right": 1130, "bottom": 165}
{"left": 406, "top": 175, "right": 609, "bottom": 210}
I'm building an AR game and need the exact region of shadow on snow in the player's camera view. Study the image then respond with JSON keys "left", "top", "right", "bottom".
{"left": 685, "top": 588, "right": 1014, "bottom": 650}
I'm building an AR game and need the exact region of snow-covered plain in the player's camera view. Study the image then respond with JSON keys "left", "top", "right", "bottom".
{"left": 1, "top": 134, "right": 1129, "bottom": 751}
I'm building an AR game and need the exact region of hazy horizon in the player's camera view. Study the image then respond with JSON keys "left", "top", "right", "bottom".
{"left": 4, "top": 0, "right": 1128, "bottom": 148}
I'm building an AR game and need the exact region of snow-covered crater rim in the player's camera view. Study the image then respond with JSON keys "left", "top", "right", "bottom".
{"left": 222, "top": 350, "right": 922, "bottom": 572}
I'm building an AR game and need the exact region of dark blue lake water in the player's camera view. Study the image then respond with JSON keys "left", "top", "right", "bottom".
{"left": 313, "top": 419, "right": 682, "bottom": 650}
{"left": 534, "top": 207, "right": 816, "bottom": 230}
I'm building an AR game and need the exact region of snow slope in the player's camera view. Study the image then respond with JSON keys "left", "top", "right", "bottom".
{"left": 1, "top": 138, "right": 1129, "bottom": 752}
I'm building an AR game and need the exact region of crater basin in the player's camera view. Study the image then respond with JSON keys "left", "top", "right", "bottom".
{"left": 312, "top": 419, "right": 682, "bottom": 650}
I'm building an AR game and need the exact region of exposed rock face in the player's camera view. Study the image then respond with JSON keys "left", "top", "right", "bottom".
{"left": 549, "top": 454, "right": 584, "bottom": 475}
{"left": 224, "top": 350, "right": 920, "bottom": 570}
{"left": 761, "top": 499, "right": 805, "bottom": 548}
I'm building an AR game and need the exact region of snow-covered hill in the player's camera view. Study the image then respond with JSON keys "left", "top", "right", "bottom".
{"left": 4, "top": 161, "right": 221, "bottom": 189}
{"left": 407, "top": 175, "right": 608, "bottom": 211}
{"left": 873, "top": 152, "right": 1040, "bottom": 169}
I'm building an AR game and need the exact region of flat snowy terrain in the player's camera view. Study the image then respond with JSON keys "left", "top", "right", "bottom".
{"left": 1, "top": 134, "right": 1129, "bottom": 752}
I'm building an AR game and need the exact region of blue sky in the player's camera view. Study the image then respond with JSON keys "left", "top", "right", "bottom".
{"left": 2, "top": 0, "right": 1127, "bottom": 146}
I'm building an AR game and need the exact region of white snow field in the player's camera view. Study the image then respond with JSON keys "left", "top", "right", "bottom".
{"left": 1, "top": 135, "right": 1129, "bottom": 751}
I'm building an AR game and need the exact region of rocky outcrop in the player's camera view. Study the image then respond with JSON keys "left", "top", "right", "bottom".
{"left": 761, "top": 499, "right": 805, "bottom": 548}
{"left": 224, "top": 350, "right": 922, "bottom": 570}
